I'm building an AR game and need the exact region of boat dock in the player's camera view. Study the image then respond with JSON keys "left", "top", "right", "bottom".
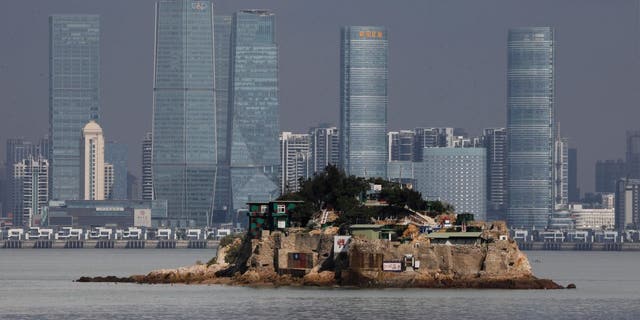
{"left": 517, "top": 241, "right": 640, "bottom": 251}
{"left": 0, "top": 239, "right": 219, "bottom": 249}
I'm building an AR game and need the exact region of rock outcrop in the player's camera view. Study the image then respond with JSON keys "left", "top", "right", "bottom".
{"left": 77, "top": 222, "right": 563, "bottom": 289}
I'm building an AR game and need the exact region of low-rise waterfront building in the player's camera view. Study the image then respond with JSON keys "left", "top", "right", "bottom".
{"left": 43, "top": 199, "right": 168, "bottom": 228}
{"left": 569, "top": 204, "right": 614, "bottom": 230}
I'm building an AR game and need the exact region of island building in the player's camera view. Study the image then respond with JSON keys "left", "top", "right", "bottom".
{"left": 506, "top": 27, "right": 555, "bottom": 229}
{"left": 280, "top": 132, "right": 311, "bottom": 193}
{"left": 152, "top": 0, "right": 217, "bottom": 226}
{"left": 339, "top": 26, "right": 388, "bottom": 179}
{"left": 49, "top": 14, "right": 101, "bottom": 201}
{"left": 228, "top": 10, "right": 281, "bottom": 215}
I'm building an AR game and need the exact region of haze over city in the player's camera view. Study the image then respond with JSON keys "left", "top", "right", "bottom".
{"left": 0, "top": 0, "right": 637, "bottom": 194}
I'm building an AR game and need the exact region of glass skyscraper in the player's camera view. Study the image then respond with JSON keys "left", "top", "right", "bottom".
{"left": 152, "top": 0, "right": 216, "bottom": 226}
{"left": 506, "top": 27, "right": 555, "bottom": 229}
{"left": 228, "top": 10, "right": 280, "bottom": 215}
{"left": 340, "top": 26, "right": 388, "bottom": 178}
{"left": 212, "top": 15, "right": 232, "bottom": 223}
{"left": 49, "top": 15, "right": 100, "bottom": 201}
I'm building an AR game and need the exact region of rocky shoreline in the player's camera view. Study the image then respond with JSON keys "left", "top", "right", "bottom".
{"left": 77, "top": 222, "right": 567, "bottom": 289}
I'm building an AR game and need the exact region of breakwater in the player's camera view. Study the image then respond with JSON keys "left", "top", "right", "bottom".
{"left": 0, "top": 239, "right": 219, "bottom": 249}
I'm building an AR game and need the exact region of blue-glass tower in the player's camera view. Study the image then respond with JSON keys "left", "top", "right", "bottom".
{"left": 212, "top": 15, "right": 232, "bottom": 222}
{"left": 340, "top": 26, "right": 388, "bottom": 178}
{"left": 105, "top": 142, "right": 128, "bottom": 200}
{"left": 152, "top": 0, "right": 216, "bottom": 226}
{"left": 49, "top": 15, "right": 100, "bottom": 201}
{"left": 228, "top": 10, "right": 280, "bottom": 214}
{"left": 506, "top": 27, "right": 555, "bottom": 229}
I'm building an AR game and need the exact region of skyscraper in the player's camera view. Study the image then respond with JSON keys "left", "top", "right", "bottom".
{"left": 615, "top": 178, "right": 640, "bottom": 231}
{"left": 13, "top": 156, "right": 49, "bottom": 227}
{"left": 626, "top": 130, "right": 640, "bottom": 179}
{"left": 152, "top": 0, "right": 216, "bottom": 226}
{"left": 228, "top": 10, "right": 280, "bottom": 213}
{"left": 568, "top": 148, "right": 579, "bottom": 202}
{"left": 49, "top": 15, "right": 100, "bottom": 201}
{"left": 482, "top": 128, "right": 507, "bottom": 221}
{"left": 554, "top": 136, "right": 569, "bottom": 209}
{"left": 413, "top": 127, "right": 455, "bottom": 161}
{"left": 80, "top": 121, "right": 105, "bottom": 201}
{"left": 212, "top": 15, "right": 232, "bottom": 223}
{"left": 595, "top": 159, "right": 626, "bottom": 193}
{"left": 105, "top": 142, "right": 128, "bottom": 200}
{"left": 309, "top": 126, "right": 339, "bottom": 174}
{"left": 506, "top": 27, "right": 555, "bottom": 229}
{"left": 5, "top": 138, "right": 41, "bottom": 217}
{"left": 280, "top": 132, "right": 311, "bottom": 193}
{"left": 340, "top": 26, "right": 388, "bottom": 178}
{"left": 141, "top": 132, "right": 153, "bottom": 201}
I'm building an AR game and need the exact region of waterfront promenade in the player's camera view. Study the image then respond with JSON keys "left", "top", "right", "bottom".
{"left": 0, "top": 239, "right": 219, "bottom": 249}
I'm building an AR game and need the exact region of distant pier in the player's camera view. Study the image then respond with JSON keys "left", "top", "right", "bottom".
{"left": 517, "top": 241, "right": 640, "bottom": 251}
{"left": 0, "top": 239, "right": 219, "bottom": 249}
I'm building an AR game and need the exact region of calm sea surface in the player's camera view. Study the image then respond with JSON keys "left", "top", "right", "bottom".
{"left": 0, "top": 249, "right": 639, "bottom": 320}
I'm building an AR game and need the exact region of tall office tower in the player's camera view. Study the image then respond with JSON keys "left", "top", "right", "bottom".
{"left": 568, "top": 148, "right": 579, "bottom": 202}
{"left": 228, "top": 10, "right": 280, "bottom": 213}
{"left": 415, "top": 147, "right": 487, "bottom": 220}
{"left": 126, "top": 172, "right": 139, "bottom": 200}
{"left": 595, "top": 159, "right": 626, "bottom": 193}
{"left": 388, "top": 130, "right": 415, "bottom": 161}
{"left": 80, "top": 121, "right": 105, "bottom": 200}
{"left": 615, "top": 178, "right": 640, "bottom": 231}
{"left": 506, "top": 27, "right": 555, "bottom": 229}
{"left": 141, "top": 132, "right": 153, "bottom": 201}
{"left": 13, "top": 156, "right": 49, "bottom": 227}
{"left": 4, "top": 138, "right": 39, "bottom": 217}
{"left": 279, "top": 132, "right": 311, "bottom": 193}
{"left": 340, "top": 26, "right": 388, "bottom": 178}
{"left": 105, "top": 142, "right": 127, "bottom": 200}
{"left": 627, "top": 130, "right": 640, "bottom": 179}
{"left": 152, "top": 0, "right": 216, "bottom": 226}
{"left": 413, "top": 127, "right": 455, "bottom": 161}
{"left": 49, "top": 15, "right": 100, "bottom": 201}
{"left": 212, "top": 15, "right": 233, "bottom": 222}
{"left": 104, "top": 163, "right": 114, "bottom": 200}
{"left": 309, "top": 126, "right": 339, "bottom": 174}
{"left": 554, "top": 137, "right": 569, "bottom": 209}
{"left": 482, "top": 128, "right": 507, "bottom": 221}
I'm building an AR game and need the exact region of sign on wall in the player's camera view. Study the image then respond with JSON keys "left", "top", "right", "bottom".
{"left": 333, "top": 235, "right": 351, "bottom": 254}
{"left": 134, "top": 209, "right": 151, "bottom": 227}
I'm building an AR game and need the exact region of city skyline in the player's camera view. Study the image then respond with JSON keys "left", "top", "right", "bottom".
{"left": 0, "top": 0, "right": 638, "bottom": 195}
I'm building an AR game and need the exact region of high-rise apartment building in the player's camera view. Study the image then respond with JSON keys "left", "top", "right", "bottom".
{"left": 4, "top": 138, "right": 46, "bottom": 217}
{"left": 595, "top": 159, "right": 626, "bottom": 193}
{"left": 506, "top": 27, "right": 555, "bottom": 229}
{"left": 228, "top": 10, "right": 280, "bottom": 213}
{"left": 141, "top": 132, "right": 153, "bottom": 201}
{"left": 388, "top": 130, "right": 415, "bottom": 162}
{"left": 309, "top": 126, "right": 339, "bottom": 174}
{"left": 49, "top": 15, "right": 100, "bottom": 201}
{"left": 152, "top": 0, "right": 216, "bottom": 226}
{"left": 415, "top": 147, "right": 487, "bottom": 220}
{"left": 212, "top": 15, "right": 233, "bottom": 222}
{"left": 413, "top": 127, "right": 454, "bottom": 161}
{"left": 482, "top": 128, "right": 507, "bottom": 221}
{"left": 340, "top": 26, "right": 388, "bottom": 178}
{"left": 104, "top": 163, "right": 114, "bottom": 200}
{"left": 615, "top": 178, "right": 640, "bottom": 231}
{"left": 81, "top": 121, "right": 105, "bottom": 201}
{"left": 568, "top": 148, "right": 579, "bottom": 202}
{"left": 105, "top": 142, "right": 127, "bottom": 200}
{"left": 13, "top": 156, "right": 49, "bottom": 227}
{"left": 280, "top": 132, "right": 311, "bottom": 193}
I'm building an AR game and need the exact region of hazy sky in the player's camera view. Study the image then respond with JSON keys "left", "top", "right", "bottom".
{"left": 0, "top": 0, "right": 638, "bottom": 194}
